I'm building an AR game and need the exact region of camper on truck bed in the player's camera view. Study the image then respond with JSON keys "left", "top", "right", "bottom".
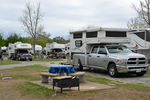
{"left": 8, "top": 42, "right": 32, "bottom": 61}
{"left": 69, "top": 27, "right": 149, "bottom": 77}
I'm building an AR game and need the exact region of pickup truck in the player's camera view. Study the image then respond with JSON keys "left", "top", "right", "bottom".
{"left": 73, "top": 44, "right": 149, "bottom": 77}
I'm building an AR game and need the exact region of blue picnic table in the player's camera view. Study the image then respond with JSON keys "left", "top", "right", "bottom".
{"left": 48, "top": 65, "right": 76, "bottom": 75}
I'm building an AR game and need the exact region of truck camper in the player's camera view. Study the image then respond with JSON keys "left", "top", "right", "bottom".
{"left": 8, "top": 42, "right": 32, "bottom": 61}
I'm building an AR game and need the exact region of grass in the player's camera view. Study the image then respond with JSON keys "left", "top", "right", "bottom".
{"left": 86, "top": 74, "right": 150, "bottom": 92}
{"left": 85, "top": 75, "right": 122, "bottom": 85}
{"left": 13, "top": 81, "right": 54, "bottom": 97}
{"left": 0, "top": 60, "right": 21, "bottom": 65}
{"left": 0, "top": 64, "right": 49, "bottom": 71}
{"left": 33, "top": 58, "right": 63, "bottom": 62}
{"left": 146, "top": 71, "right": 150, "bottom": 75}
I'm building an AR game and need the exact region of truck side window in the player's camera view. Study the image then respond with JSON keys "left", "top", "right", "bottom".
{"left": 98, "top": 46, "right": 107, "bottom": 54}
{"left": 91, "top": 46, "right": 98, "bottom": 53}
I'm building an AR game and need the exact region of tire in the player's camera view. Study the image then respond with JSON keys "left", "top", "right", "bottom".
{"left": 136, "top": 72, "right": 145, "bottom": 76}
{"left": 108, "top": 63, "right": 118, "bottom": 77}
{"left": 78, "top": 60, "right": 83, "bottom": 71}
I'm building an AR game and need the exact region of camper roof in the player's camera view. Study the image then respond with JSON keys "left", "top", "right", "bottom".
{"left": 70, "top": 27, "right": 128, "bottom": 33}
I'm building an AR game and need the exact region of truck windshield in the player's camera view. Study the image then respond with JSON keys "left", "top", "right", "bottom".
{"left": 17, "top": 50, "right": 28, "bottom": 53}
{"left": 106, "top": 45, "right": 132, "bottom": 53}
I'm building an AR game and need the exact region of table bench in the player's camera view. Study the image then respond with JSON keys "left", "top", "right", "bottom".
{"left": 40, "top": 72, "right": 57, "bottom": 83}
{"left": 53, "top": 76, "right": 80, "bottom": 93}
{"left": 71, "top": 72, "right": 85, "bottom": 83}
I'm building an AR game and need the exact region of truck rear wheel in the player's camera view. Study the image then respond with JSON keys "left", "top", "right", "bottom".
{"left": 78, "top": 60, "right": 83, "bottom": 71}
{"left": 108, "top": 63, "right": 118, "bottom": 77}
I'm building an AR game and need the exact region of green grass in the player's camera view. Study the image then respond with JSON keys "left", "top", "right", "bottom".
{"left": 86, "top": 74, "right": 150, "bottom": 92}
{"left": 33, "top": 58, "right": 63, "bottom": 62}
{"left": 146, "top": 72, "right": 150, "bottom": 75}
{"left": 0, "top": 60, "right": 21, "bottom": 65}
{"left": 13, "top": 82, "right": 54, "bottom": 97}
{"left": 85, "top": 75, "right": 122, "bottom": 85}
{"left": 0, "top": 64, "right": 49, "bottom": 71}
{"left": 118, "top": 83, "right": 150, "bottom": 92}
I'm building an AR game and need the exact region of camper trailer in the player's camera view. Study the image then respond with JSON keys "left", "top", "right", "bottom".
{"left": 46, "top": 42, "right": 66, "bottom": 58}
{"left": 8, "top": 42, "right": 32, "bottom": 61}
{"left": 70, "top": 27, "right": 148, "bottom": 77}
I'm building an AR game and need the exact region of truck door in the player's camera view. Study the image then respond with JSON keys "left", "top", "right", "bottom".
{"left": 88, "top": 46, "right": 99, "bottom": 66}
{"left": 96, "top": 46, "right": 108, "bottom": 69}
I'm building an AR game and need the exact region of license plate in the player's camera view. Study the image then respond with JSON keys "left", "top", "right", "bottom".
{"left": 136, "top": 69, "right": 141, "bottom": 73}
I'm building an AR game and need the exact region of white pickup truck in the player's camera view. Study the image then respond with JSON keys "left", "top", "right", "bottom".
{"left": 73, "top": 44, "right": 149, "bottom": 77}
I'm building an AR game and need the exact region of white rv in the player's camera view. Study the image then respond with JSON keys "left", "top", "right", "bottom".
{"left": 8, "top": 42, "right": 32, "bottom": 61}
{"left": 1, "top": 46, "right": 7, "bottom": 55}
{"left": 31, "top": 45, "right": 42, "bottom": 55}
{"left": 46, "top": 42, "right": 66, "bottom": 58}
{"left": 125, "top": 29, "right": 150, "bottom": 59}
{"left": 69, "top": 27, "right": 148, "bottom": 77}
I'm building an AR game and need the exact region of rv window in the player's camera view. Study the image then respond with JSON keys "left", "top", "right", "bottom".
{"left": 91, "top": 46, "right": 98, "bottom": 53}
{"left": 133, "top": 32, "right": 145, "bottom": 40}
{"left": 73, "top": 33, "right": 82, "bottom": 39}
{"left": 106, "top": 31, "right": 126, "bottom": 37}
{"left": 86, "top": 31, "right": 97, "bottom": 38}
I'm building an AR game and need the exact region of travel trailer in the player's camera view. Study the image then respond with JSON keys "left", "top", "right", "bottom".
{"left": 30, "top": 45, "right": 42, "bottom": 55}
{"left": 69, "top": 27, "right": 148, "bottom": 77}
{"left": 8, "top": 42, "right": 32, "bottom": 61}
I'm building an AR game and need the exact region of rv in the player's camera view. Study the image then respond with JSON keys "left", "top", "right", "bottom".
{"left": 30, "top": 45, "right": 42, "bottom": 56}
{"left": 1, "top": 46, "right": 7, "bottom": 55}
{"left": 46, "top": 42, "right": 66, "bottom": 58}
{"left": 70, "top": 27, "right": 148, "bottom": 77}
{"left": 125, "top": 29, "right": 150, "bottom": 59}
{"left": 8, "top": 42, "right": 32, "bottom": 61}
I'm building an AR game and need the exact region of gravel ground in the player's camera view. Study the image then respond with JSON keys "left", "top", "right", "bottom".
{"left": 85, "top": 69, "right": 150, "bottom": 86}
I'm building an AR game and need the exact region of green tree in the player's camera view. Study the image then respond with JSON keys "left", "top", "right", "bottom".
{"left": 5, "top": 34, "right": 22, "bottom": 46}
{"left": 53, "top": 36, "right": 69, "bottom": 44}
{"left": 0, "top": 34, "right": 5, "bottom": 47}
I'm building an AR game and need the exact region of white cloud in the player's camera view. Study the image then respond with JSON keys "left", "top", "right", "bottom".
{"left": 0, "top": 0, "right": 140, "bottom": 38}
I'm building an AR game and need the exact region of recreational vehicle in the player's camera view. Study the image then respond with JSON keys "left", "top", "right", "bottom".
{"left": 70, "top": 27, "right": 149, "bottom": 77}
{"left": 8, "top": 42, "right": 32, "bottom": 61}
{"left": 125, "top": 29, "right": 150, "bottom": 59}
{"left": 46, "top": 42, "right": 66, "bottom": 58}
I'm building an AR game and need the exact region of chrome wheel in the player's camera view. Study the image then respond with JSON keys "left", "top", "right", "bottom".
{"left": 108, "top": 63, "right": 118, "bottom": 77}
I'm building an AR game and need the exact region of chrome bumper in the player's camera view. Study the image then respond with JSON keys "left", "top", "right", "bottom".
{"left": 116, "top": 64, "right": 149, "bottom": 73}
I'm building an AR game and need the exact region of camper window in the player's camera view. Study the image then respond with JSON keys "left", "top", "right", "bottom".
{"left": 106, "top": 31, "right": 126, "bottom": 37}
{"left": 86, "top": 31, "right": 97, "bottom": 38}
{"left": 73, "top": 33, "right": 82, "bottom": 39}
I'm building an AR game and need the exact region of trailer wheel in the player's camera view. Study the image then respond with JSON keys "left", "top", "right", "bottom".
{"left": 78, "top": 60, "right": 83, "bottom": 71}
{"left": 108, "top": 63, "right": 118, "bottom": 77}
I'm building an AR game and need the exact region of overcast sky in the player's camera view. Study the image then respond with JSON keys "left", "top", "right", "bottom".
{"left": 0, "top": 0, "right": 140, "bottom": 39}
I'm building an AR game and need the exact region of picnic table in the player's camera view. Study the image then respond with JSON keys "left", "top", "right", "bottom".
{"left": 48, "top": 65, "right": 76, "bottom": 75}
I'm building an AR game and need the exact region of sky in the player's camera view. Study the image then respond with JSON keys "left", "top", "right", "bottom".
{"left": 0, "top": 0, "right": 140, "bottom": 39}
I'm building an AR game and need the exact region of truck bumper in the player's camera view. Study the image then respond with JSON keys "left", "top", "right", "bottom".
{"left": 116, "top": 64, "right": 149, "bottom": 73}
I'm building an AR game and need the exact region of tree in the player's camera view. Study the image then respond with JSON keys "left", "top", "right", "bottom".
{"left": 0, "top": 34, "right": 5, "bottom": 47}
{"left": 20, "top": 2, "right": 44, "bottom": 57}
{"left": 53, "top": 36, "right": 69, "bottom": 44}
{"left": 128, "top": 0, "right": 150, "bottom": 29}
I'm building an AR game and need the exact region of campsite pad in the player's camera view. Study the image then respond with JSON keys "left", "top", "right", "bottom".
{"left": 32, "top": 81, "right": 114, "bottom": 93}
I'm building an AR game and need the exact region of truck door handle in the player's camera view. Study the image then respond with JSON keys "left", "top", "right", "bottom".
{"left": 97, "top": 56, "right": 100, "bottom": 58}
{"left": 89, "top": 55, "right": 92, "bottom": 57}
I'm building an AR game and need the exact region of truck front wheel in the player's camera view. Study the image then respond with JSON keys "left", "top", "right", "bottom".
{"left": 108, "top": 63, "right": 118, "bottom": 77}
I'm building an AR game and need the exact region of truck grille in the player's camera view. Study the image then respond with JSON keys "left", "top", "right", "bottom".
{"left": 127, "top": 58, "right": 146, "bottom": 66}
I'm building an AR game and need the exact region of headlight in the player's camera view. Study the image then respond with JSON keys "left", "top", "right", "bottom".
{"left": 116, "top": 59, "right": 121, "bottom": 63}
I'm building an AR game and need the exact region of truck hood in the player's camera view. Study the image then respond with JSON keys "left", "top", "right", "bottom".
{"left": 109, "top": 52, "right": 146, "bottom": 59}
